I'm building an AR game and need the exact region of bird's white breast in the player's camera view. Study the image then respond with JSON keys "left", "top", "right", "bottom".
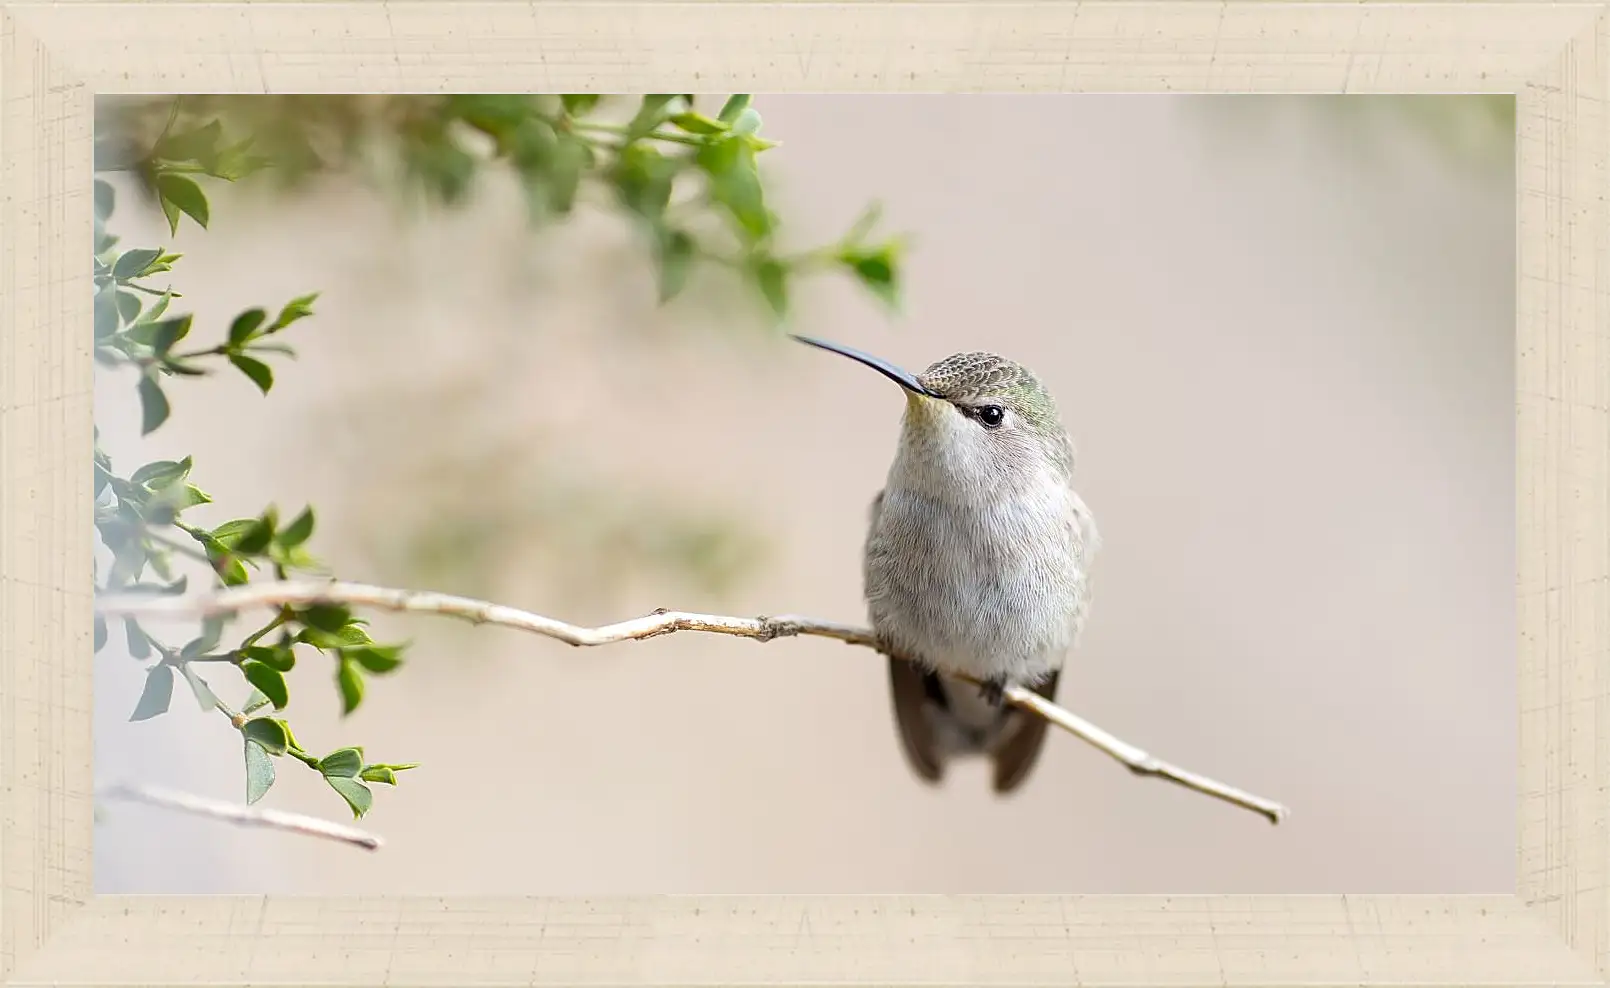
{"left": 863, "top": 473, "right": 1095, "bottom": 684}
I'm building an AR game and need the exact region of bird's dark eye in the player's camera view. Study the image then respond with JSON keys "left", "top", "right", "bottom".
{"left": 976, "top": 405, "right": 1005, "bottom": 429}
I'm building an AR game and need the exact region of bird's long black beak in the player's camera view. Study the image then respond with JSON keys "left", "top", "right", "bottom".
{"left": 790, "top": 335, "right": 941, "bottom": 398}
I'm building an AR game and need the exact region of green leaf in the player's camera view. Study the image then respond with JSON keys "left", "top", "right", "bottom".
{"left": 560, "top": 94, "right": 601, "bottom": 116}
{"left": 177, "top": 662, "right": 220, "bottom": 712}
{"left": 241, "top": 660, "right": 289, "bottom": 710}
{"left": 297, "top": 624, "right": 372, "bottom": 649}
{"left": 106, "top": 555, "right": 145, "bottom": 591}
{"left": 654, "top": 228, "right": 696, "bottom": 304}
{"left": 228, "top": 308, "right": 267, "bottom": 346}
{"left": 229, "top": 353, "right": 273, "bottom": 394}
{"left": 211, "top": 137, "right": 268, "bottom": 181}
{"left": 141, "top": 291, "right": 174, "bottom": 324}
{"left": 336, "top": 658, "right": 365, "bottom": 715}
{"left": 105, "top": 534, "right": 146, "bottom": 589}
{"left": 94, "top": 289, "right": 118, "bottom": 341}
{"left": 612, "top": 144, "right": 677, "bottom": 221}
{"left": 123, "top": 617, "right": 151, "bottom": 660}
{"left": 717, "top": 95, "right": 752, "bottom": 123}
{"left": 233, "top": 511, "right": 277, "bottom": 555}
{"left": 318, "top": 746, "right": 364, "bottom": 778}
{"left": 209, "top": 518, "right": 258, "bottom": 546}
{"left": 267, "top": 293, "right": 318, "bottom": 333}
{"left": 94, "top": 615, "right": 108, "bottom": 653}
{"left": 277, "top": 544, "right": 322, "bottom": 574}
{"left": 130, "top": 455, "right": 192, "bottom": 489}
{"left": 129, "top": 664, "right": 174, "bottom": 721}
{"left": 244, "top": 739, "right": 276, "bottom": 804}
{"left": 160, "top": 196, "right": 181, "bottom": 236}
{"left": 211, "top": 552, "right": 249, "bottom": 586}
{"left": 842, "top": 247, "right": 900, "bottom": 308}
{"left": 137, "top": 376, "right": 170, "bottom": 435}
{"left": 145, "top": 551, "right": 175, "bottom": 582}
{"left": 172, "top": 484, "right": 212, "bottom": 510}
{"left": 279, "top": 719, "right": 304, "bottom": 753}
{"left": 147, "top": 315, "right": 193, "bottom": 355}
{"left": 406, "top": 131, "right": 478, "bottom": 204}
{"left": 449, "top": 94, "right": 531, "bottom": 138}
{"left": 241, "top": 716, "right": 290, "bottom": 756}
{"left": 342, "top": 644, "right": 404, "bottom": 674}
{"left": 240, "top": 644, "right": 297, "bottom": 672}
{"left": 180, "top": 615, "right": 227, "bottom": 659}
{"left": 754, "top": 257, "right": 788, "bottom": 318}
{"left": 242, "top": 686, "right": 273, "bottom": 714}
{"left": 158, "top": 120, "right": 223, "bottom": 166}
{"left": 112, "top": 248, "right": 163, "bottom": 282}
{"left": 546, "top": 136, "right": 590, "bottom": 215}
{"left": 94, "top": 180, "right": 115, "bottom": 221}
{"left": 122, "top": 317, "right": 162, "bottom": 347}
{"left": 156, "top": 174, "right": 209, "bottom": 231}
{"left": 625, "top": 94, "right": 678, "bottom": 140}
{"left": 115, "top": 290, "right": 142, "bottom": 325}
{"left": 143, "top": 501, "right": 178, "bottom": 528}
{"left": 697, "top": 138, "right": 770, "bottom": 241}
{"left": 508, "top": 115, "right": 558, "bottom": 169}
{"left": 669, "top": 112, "right": 727, "bottom": 135}
{"left": 277, "top": 507, "right": 315, "bottom": 548}
{"left": 299, "top": 603, "right": 352, "bottom": 634}
{"left": 359, "top": 766, "right": 398, "bottom": 786}
{"left": 325, "top": 776, "right": 373, "bottom": 819}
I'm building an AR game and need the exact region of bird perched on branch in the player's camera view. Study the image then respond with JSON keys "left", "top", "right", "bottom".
{"left": 794, "top": 335, "right": 1099, "bottom": 794}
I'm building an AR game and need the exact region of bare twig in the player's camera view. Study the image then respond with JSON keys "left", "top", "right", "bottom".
{"left": 98, "top": 579, "right": 1290, "bottom": 825}
{"left": 98, "top": 782, "right": 384, "bottom": 851}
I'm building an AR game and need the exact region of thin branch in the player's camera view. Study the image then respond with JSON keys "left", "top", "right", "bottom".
{"left": 98, "top": 782, "right": 383, "bottom": 851}
{"left": 97, "top": 579, "right": 1290, "bottom": 825}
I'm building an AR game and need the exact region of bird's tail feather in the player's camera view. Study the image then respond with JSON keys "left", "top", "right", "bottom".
{"left": 888, "top": 659, "right": 1060, "bottom": 793}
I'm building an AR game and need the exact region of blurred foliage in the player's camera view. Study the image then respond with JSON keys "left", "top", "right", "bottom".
{"left": 1326, "top": 94, "right": 1513, "bottom": 165}
{"left": 315, "top": 381, "right": 768, "bottom": 606}
{"left": 1189, "top": 94, "right": 1514, "bottom": 173}
{"left": 96, "top": 94, "right": 904, "bottom": 319}
{"left": 94, "top": 95, "right": 909, "bottom": 823}
{"left": 377, "top": 460, "right": 767, "bottom": 608}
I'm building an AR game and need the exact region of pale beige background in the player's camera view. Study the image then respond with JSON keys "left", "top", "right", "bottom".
{"left": 93, "top": 95, "right": 1515, "bottom": 895}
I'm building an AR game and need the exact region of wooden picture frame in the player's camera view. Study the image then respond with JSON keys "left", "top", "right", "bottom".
{"left": 2, "top": 2, "right": 1603, "bottom": 984}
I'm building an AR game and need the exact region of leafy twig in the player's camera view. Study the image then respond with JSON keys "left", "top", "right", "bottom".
{"left": 97, "top": 580, "right": 1291, "bottom": 825}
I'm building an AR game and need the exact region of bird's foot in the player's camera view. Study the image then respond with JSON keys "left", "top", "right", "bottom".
{"left": 977, "top": 676, "right": 1008, "bottom": 707}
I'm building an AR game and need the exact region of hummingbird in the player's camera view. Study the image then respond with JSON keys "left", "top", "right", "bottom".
{"left": 793, "top": 334, "right": 1099, "bottom": 794}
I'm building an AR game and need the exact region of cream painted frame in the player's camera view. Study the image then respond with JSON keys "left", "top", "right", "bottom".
{"left": 0, "top": 2, "right": 1603, "bottom": 985}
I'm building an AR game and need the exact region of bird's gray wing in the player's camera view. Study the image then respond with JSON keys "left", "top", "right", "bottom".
{"left": 888, "top": 657, "right": 945, "bottom": 784}
{"left": 989, "top": 669, "right": 1060, "bottom": 794}
{"left": 868, "top": 488, "right": 945, "bottom": 785}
